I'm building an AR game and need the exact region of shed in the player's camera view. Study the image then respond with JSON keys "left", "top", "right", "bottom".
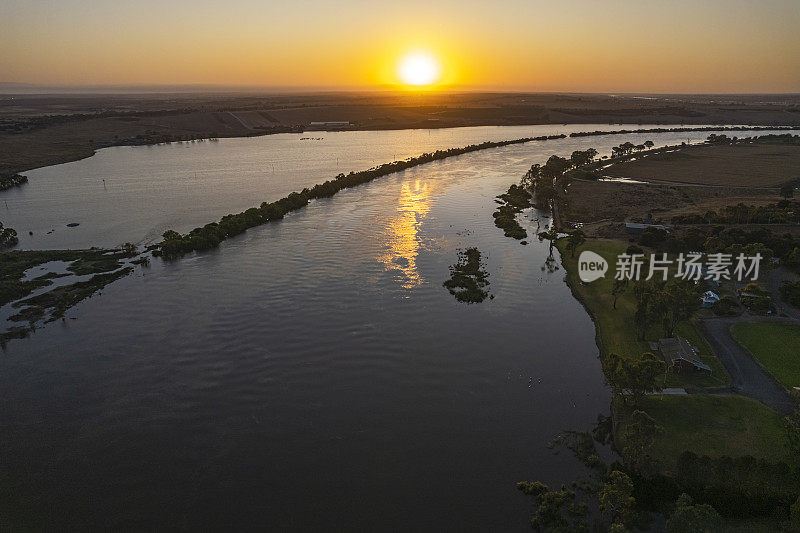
{"left": 657, "top": 337, "right": 712, "bottom": 374}
{"left": 306, "top": 121, "right": 351, "bottom": 131}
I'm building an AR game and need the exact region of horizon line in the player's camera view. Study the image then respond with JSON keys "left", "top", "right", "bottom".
{"left": 1, "top": 82, "right": 799, "bottom": 97}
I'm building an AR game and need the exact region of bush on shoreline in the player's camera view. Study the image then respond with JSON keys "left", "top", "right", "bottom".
{"left": 0, "top": 173, "right": 27, "bottom": 191}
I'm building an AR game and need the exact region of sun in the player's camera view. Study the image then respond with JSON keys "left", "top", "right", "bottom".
{"left": 398, "top": 52, "right": 441, "bottom": 87}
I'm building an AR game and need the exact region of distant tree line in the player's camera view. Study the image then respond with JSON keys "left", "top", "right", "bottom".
{"left": 672, "top": 200, "right": 800, "bottom": 225}
{"left": 635, "top": 224, "right": 800, "bottom": 272}
{"left": 706, "top": 132, "right": 800, "bottom": 146}
{"left": 569, "top": 126, "right": 800, "bottom": 138}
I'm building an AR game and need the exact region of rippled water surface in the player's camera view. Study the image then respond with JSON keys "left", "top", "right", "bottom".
{"left": 3, "top": 123, "right": 726, "bottom": 250}
{"left": 0, "top": 125, "right": 786, "bottom": 530}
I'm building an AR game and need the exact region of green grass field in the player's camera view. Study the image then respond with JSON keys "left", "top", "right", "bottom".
{"left": 556, "top": 238, "right": 730, "bottom": 388}
{"left": 621, "top": 395, "right": 797, "bottom": 471}
{"left": 731, "top": 322, "right": 800, "bottom": 389}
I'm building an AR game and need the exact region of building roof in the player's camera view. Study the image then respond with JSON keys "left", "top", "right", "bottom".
{"left": 658, "top": 337, "right": 712, "bottom": 372}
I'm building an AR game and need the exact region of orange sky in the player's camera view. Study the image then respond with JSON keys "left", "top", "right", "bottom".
{"left": 2, "top": 0, "right": 799, "bottom": 93}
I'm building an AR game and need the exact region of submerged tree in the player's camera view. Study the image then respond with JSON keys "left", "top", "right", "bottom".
{"left": 0, "top": 223, "right": 18, "bottom": 249}
{"left": 442, "top": 248, "right": 491, "bottom": 303}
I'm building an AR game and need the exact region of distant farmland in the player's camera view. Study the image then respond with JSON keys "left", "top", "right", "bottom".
{"left": 604, "top": 143, "right": 800, "bottom": 187}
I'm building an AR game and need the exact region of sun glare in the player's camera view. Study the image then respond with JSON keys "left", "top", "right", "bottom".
{"left": 398, "top": 52, "right": 441, "bottom": 87}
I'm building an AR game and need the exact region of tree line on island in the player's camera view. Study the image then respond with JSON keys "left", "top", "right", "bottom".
{"left": 153, "top": 135, "right": 573, "bottom": 258}
{"left": 150, "top": 126, "right": 799, "bottom": 260}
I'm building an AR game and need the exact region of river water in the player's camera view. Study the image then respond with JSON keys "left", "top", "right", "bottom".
{"left": 0, "top": 125, "right": 786, "bottom": 530}
{"left": 2, "top": 123, "right": 732, "bottom": 250}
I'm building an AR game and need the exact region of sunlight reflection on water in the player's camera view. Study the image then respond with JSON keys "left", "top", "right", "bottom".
{"left": 377, "top": 178, "right": 435, "bottom": 288}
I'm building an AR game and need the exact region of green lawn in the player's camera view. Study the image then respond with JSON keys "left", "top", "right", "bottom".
{"left": 619, "top": 395, "right": 797, "bottom": 471}
{"left": 731, "top": 322, "right": 800, "bottom": 389}
{"left": 556, "top": 238, "right": 730, "bottom": 388}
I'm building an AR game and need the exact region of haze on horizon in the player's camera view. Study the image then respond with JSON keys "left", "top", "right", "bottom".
{"left": 1, "top": 0, "right": 799, "bottom": 94}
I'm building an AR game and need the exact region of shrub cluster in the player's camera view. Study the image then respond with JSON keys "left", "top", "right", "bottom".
{"left": 0, "top": 223, "right": 18, "bottom": 249}
{"left": 442, "top": 247, "right": 491, "bottom": 303}
{"left": 492, "top": 184, "right": 532, "bottom": 240}
{"left": 0, "top": 173, "right": 27, "bottom": 191}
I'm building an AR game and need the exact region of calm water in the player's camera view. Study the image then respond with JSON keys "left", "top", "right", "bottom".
{"left": 2, "top": 123, "right": 731, "bottom": 250}
{"left": 0, "top": 125, "right": 786, "bottom": 530}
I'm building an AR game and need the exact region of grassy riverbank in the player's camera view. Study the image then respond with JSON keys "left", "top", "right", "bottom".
{"left": 554, "top": 236, "right": 798, "bottom": 464}
{"left": 555, "top": 238, "right": 729, "bottom": 389}
{"left": 555, "top": 235, "right": 799, "bottom": 526}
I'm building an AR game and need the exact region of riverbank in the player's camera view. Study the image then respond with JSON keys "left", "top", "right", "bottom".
{"left": 2, "top": 99, "right": 798, "bottom": 178}
{"left": 553, "top": 234, "right": 799, "bottom": 525}
{"left": 555, "top": 238, "right": 730, "bottom": 389}
{"left": 4, "top": 91, "right": 800, "bottom": 176}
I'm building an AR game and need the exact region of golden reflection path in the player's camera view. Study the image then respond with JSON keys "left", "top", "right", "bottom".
{"left": 377, "top": 178, "right": 434, "bottom": 288}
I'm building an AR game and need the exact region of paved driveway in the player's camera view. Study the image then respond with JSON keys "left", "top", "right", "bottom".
{"left": 700, "top": 316, "right": 797, "bottom": 415}
{"left": 764, "top": 267, "right": 800, "bottom": 321}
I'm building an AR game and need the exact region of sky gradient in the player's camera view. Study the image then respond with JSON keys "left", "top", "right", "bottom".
{"left": 2, "top": 0, "right": 799, "bottom": 93}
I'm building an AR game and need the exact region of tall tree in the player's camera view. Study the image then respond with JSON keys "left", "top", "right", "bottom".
{"left": 622, "top": 409, "right": 663, "bottom": 475}
{"left": 603, "top": 352, "right": 664, "bottom": 405}
{"left": 611, "top": 278, "right": 628, "bottom": 309}
{"left": 600, "top": 470, "right": 635, "bottom": 527}
{"left": 658, "top": 279, "right": 700, "bottom": 338}
{"left": 666, "top": 493, "right": 722, "bottom": 533}
{"left": 565, "top": 229, "right": 586, "bottom": 257}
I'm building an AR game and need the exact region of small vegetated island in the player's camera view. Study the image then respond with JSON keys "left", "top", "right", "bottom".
{"left": 0, "top": 246, "right": 138, "bottom": 343}
{"left": 493, "top": 184, "right": 533, "bottom": 240}
{"left": 0, "top": 173, "right": 27, "bottom": 191}
{"left": 442, "top": 247, "right": 491, "bottom": 303}
{"left": 501, "top": 133, "right": 800, "bottom": 531}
